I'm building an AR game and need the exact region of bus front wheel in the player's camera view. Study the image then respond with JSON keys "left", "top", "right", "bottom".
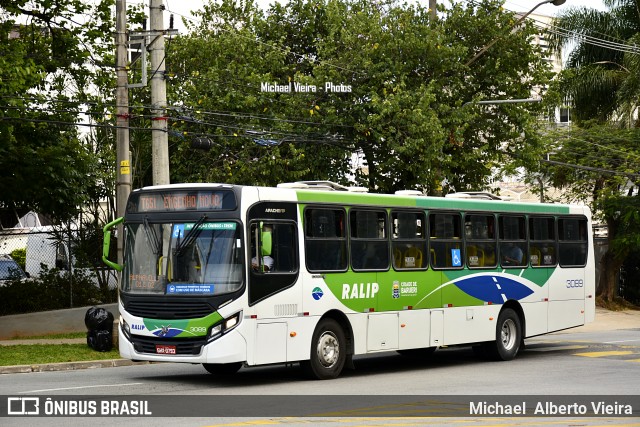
{"left": 301, "top": 318, "right": 346, "bottom": 380}
{"left": 202, "top": 362, "right": 242, "bottom": 376}
{"left": 486, "top": 308, "right": 522, "bottom": 361}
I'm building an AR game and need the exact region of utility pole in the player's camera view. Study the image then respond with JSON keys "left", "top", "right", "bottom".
{"left": 149, "top": 0, "right": 170, "bottom": 186}
{"left": 115, "top": 0, "right": 131, "bottom": 265}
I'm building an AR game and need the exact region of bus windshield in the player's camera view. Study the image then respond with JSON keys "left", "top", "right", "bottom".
{"left": 122, "top": 220, "right": 243, "bottom": 296}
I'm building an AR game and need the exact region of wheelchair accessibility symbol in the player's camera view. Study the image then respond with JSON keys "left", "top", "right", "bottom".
{"left": 451, "top": 249, "right": 462, "bottom": 267}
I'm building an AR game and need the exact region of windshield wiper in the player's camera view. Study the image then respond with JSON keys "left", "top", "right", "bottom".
{"left": 174, "top": 215, "right": 207, "bottom": 257}
{"left": 143, "top": 216, "right": 161, "bottom": 256}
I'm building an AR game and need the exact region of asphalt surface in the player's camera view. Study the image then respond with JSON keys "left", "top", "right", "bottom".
{"left": 1, "top": 307, "right": 638, "bottom": 375}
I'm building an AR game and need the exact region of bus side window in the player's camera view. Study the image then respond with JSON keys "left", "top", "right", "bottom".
{"left": 248, "top": 220, "right": 299, "bottom": 305}
{"left": 251, "top": 222, "right": 297, "bottom": 273}
{"left": 529, "top": 216, "right": 556, "bottom": 267}
{"left": 304, "top": 208, "right": 347, "bottom": 272}
{"left": 391, "top": 211, "right": 427, "bottom": 270}
{"left": 499, "top": 215, "right": 527, "bottom": 268}
{"left": 429, "top": 212, "right": 463, "bottom": 269}
{"left": 558, "top": 218, "right": 588, "bottom": 267}
{"left": 350, "top": 209, "right": 389, "bottom": 271}
{"left": 464, "top": 214, "right": 496, "bottom": 269}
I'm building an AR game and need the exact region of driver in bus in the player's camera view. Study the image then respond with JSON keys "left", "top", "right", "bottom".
{"left": 251, "top": 255, "right": 274, "bottom": 272}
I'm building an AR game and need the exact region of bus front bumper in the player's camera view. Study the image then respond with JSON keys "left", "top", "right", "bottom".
{"left": 119, "top": 326, "right": 247, "bottom": 364}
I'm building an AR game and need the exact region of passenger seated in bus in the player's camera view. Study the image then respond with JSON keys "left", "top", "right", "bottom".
{"left": 502, "top": 244, "right": 524, "bottom": 266}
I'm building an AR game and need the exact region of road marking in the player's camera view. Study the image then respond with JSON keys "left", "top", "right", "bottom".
{"left": 604, "top": 339, "right": 640, "bottom": 344}
{"left": 574, "top": 351, "right": 634, "bottom": 358}
{"left": 526, "top": 345, "right": 588, "bottom": 352}
{"left": 19, "top": 382, "right": 143, "bottom": 394}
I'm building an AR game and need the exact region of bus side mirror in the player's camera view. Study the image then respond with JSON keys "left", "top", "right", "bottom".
{"left": 102, "top": 217, "right": 124, "bottom": 272}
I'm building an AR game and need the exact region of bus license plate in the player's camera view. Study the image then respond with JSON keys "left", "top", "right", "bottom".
{"left": 155, "top": 345, "right": 176, "bottom": 355}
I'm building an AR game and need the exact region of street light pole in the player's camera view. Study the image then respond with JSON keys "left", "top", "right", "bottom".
{"left": 465, "top": 0, "right": 566, "bottom": 67}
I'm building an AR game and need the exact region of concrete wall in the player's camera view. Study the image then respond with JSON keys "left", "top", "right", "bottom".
{"left": 0, "top": 303, "right": 118, "bottom": 339}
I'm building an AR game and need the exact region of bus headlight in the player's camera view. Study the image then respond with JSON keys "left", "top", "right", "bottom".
{"left": 120, "top": 316, "right": 130, "bottom": 339}
{"left": 208, "top": 311, "right": 242, "bottom": 341}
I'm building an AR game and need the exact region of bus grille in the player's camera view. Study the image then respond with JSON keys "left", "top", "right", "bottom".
{"left": 125, "top": 300, "right": 215, "bottom": 319}
{"left": 130, "top": 335, "right": 207, "bottom": 356}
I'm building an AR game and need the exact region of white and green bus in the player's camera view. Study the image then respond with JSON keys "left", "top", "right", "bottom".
{"left": 103, "top": 181, "right": 595, "bottom": 379}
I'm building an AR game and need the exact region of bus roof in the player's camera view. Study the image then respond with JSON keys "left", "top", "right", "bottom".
{"left": 132, "top": 182, "right": 589, "bottom": 216}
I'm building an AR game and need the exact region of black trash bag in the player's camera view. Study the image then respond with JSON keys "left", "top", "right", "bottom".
{"left": 85, "top": 307, "right": 114, "bottom": 351}
{"left": 84, "top": 307, "right": 114, "bottom": 331}
{"left": 87, "top": 329, "right": 113, "bottom": 352}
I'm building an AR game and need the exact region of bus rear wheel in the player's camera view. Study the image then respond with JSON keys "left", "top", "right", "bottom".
{"left": 202, "top": 362, "right": 242, "bottom": 376}
{"left": 301, "top": 318, "right": 346, "bottom": 380}
{"left": 486, "top": 308, "right": 522, "bottom": 361}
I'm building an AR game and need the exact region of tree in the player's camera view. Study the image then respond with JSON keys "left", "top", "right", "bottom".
{"left": 549, "top": 0, "right": 640, "bottom": 125}
{"left": 166, "top": 0, "right": 551, "bottom": 194}
{"left": 0, "top": 0, "right": 116, "bottom": 222}
{"left": 543, "top": 124, "right": 640, "bottom": 303}
{"left": 547, "top": 1, "right": 640, "bottom": 303}
{"left": 0, "top": 0, "right": 144, "bottom": 300}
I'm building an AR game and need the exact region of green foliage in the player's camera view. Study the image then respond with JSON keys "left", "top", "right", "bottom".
{"left": 10, "top": 248, "right": 26, "bottom": 271}
{"left": 0, "top": 0, "right": 121, "bottom": 222}
{"left": 166, "top": 0, "right": 551, "bottom": 194}
{"left": 548, "top": 0, "right": 640, "bottom": 124}
{"left": 542, "top": 124, "right": 640, "bottom": 301}
{"left": 0, "top": 267, "right": 116, "bottom": 316}
{"left": 599, "top": 194, "right": 640, "bottom": 258}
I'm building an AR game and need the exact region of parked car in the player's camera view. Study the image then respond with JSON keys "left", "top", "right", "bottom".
{"left": 0, "top": 254, "right": 28, "bottom": 284}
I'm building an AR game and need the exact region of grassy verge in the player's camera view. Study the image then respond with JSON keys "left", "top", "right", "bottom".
{"left": 0, "top": 343, "right": 120, "bottom": 366}
{"left": 9, "top": 332, "right": 87, "bottom": 340}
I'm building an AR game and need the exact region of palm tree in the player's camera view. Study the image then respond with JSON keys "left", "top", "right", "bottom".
{"left": 549, "top": 0, "right": 640, "bottom": 126}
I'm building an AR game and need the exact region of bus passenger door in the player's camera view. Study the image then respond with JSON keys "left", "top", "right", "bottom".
{"left": 247, "top": 201, "right": 300, "bottom": 365}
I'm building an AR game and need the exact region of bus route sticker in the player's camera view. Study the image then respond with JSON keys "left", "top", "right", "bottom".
{"left": 167, "top": 284, "right": 215, "bottom": 294}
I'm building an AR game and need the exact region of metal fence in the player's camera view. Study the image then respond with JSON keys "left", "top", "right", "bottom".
{"left": 0, "top": 227, "right": 117, "bottom": 316}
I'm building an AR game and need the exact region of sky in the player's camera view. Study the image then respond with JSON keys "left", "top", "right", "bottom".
{"left": 127, "top": 0, "right": 608, "bottom": 33}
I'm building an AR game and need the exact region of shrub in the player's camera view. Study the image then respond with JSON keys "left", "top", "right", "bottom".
{"left": 0, "top": 266, "right": 116, "bottom": 316}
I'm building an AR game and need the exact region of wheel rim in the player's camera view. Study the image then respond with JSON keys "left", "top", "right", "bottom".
{"left": 501, "top": 318, "right": 517, "bottom": 351}
{"left": 316, "top": 330, "right": 340, "bottom": 368}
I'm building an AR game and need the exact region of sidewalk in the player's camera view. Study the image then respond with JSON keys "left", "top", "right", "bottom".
{"left": 0, "top": 308, "right": 638, "bottom": 374}
{"left": 569, "top": 307, "right": 640, "bottom": 332}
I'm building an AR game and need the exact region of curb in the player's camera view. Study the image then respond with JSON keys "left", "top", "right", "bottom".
{"left": 0, "top": 359, "right": 151, "bottom": 375}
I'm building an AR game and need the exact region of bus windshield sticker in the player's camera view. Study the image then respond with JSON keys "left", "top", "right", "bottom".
{"left": 167, "top": 284, "right": 215, "bottom": 295}
{"left": 172, "top": 224, "right": 185, "bottom": 238}
{"left": 451, "top": 249, "right": 462, "bottom": 267}
{"left": 183, "top": 222, "right": 237, "bottom": 231}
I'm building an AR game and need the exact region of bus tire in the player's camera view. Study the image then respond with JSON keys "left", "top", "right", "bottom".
{"left": 488, "top": 308, "right": 521, "bottom": 361}
{"left": 202, "top": 362, "right": 242, "bottom": 376}
{"left": 302, "top": 318, "right": 346, "bottom": 380}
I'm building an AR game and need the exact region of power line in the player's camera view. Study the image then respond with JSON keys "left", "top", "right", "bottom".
{"left": 542, "top": 158, "right": 640, "bottom": 178}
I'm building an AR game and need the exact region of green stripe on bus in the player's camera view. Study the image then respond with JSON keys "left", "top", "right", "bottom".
{"left": 295, "top": 190, "right": 571, "bottom": 214}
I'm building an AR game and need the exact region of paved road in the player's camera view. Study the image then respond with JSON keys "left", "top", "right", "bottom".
{"left": 2, "top": 308, "right": 639, "bottom": 426}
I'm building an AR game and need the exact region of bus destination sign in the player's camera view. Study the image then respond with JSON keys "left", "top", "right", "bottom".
{"left": 129, "top": 190, "right": 236, "bottom": 213}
